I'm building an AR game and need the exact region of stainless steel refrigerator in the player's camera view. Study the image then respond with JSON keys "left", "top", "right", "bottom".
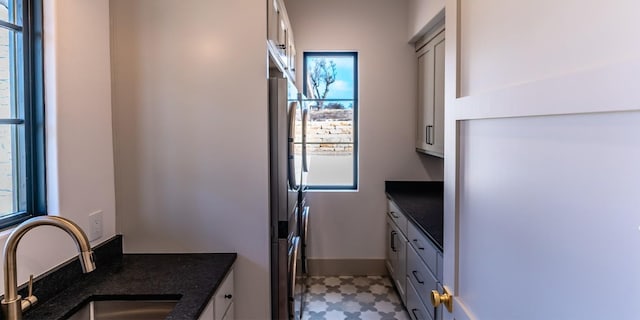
{"left": 269, "top": 77, "right": 307, "bottom": 319}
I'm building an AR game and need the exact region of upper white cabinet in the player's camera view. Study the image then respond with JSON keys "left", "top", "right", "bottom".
{"left": 267, "top": 0, "right": 279, "bottom": 46}
{"left": 267, "top": 0, "right": 296, "bottom": 80}
{"left": 288, "top": 32, "right": 297, "bottom": 80}
{"left": 416, "top": 29, "right": 445, "bottom": 158}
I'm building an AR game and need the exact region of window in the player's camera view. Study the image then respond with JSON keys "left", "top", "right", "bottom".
{"left": 303, "top": 52, "right": 358, "bottom": 189}
{"left": 0, "top": 0, "right": 45, "bottom": 229}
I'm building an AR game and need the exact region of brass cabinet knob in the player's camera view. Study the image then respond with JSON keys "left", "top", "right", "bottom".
{"left": 430, "top": 289, "right": 453, "bottom": 313}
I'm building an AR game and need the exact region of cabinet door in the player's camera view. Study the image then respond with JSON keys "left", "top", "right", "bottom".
{"left": 432, "top": 36, "right": 445, "bottom": 155}
{"left": 393, "top": 224, "right": 408, "bottom": 304}
{"left": 289, "top": 39, "right": 296, "bottom": 78}
{"left": 416, "top": 30, "right": 445, "bottom": 158}
{"left": 416, "top": 47, "right": 434, "bottom": 152}
{"left": 397, "top": 232, "right": 407, "bottom": 304}
{"left": 267, "top": 0, "right": 279, "bottom": 43}
{"left": 385, "top": 217, "right": 396, "bottom": 276}
{"left": 387, "top": 215, "right": 408, "bottom": 304}
{"left": 277, "top": 3, "right": 288, "bottom": 61}
{"left": 214, "top": 270, "right": 234, "bottom": 320}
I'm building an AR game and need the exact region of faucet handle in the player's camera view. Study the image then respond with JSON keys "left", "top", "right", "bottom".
{"left": 28, "top": 275, "right": 33, "bottom": 297}
{"left": 20, "top": 275, "right": 38, "bottom": 312}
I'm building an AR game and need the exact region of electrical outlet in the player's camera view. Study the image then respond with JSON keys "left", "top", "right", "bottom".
{"left": 89, "top": 210, "right": 103, "bottom": 241}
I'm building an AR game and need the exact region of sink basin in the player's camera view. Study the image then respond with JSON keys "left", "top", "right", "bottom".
{"left": 65, "top": 299, "right": 179, "bottom": 320}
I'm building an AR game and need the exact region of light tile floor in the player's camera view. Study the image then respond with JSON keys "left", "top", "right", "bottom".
{"left": 302, "top": 276, "right": 410, "bottom": 320}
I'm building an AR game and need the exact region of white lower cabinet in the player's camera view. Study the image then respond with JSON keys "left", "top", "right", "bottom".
{"left": 394, "top": 224, "right": 408, "bottom": 304}
{"left": 198, "top": 268, "right": 235, "bottom": 320}
{"left": 406, "top": 279, "right": 432, "bottom": 320}
{"left": 386, "top": 213, "right": 408, "bottom": 304}
{"left": 407, "top": 243, "right": 438, "bottom": 320}
{"left": 386, "top": 199, "right": 442, "bottom": 320}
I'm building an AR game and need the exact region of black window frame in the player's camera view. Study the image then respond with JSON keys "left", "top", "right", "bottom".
{"left": 302, "top": 51, "right": 358, "bottom": 190}
{"left": 0, "top": 0, "right": 45, "bottom": 230}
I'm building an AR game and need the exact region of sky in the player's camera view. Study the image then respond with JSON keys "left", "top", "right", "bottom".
{"left": 305, "top": 55, "right": 356, "bottom": 101}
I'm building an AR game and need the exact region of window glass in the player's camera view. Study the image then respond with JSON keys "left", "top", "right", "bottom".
{"left": 0, "top": 0, "right": 44, "bottom": 227}
{"left": 0, "top": 0, "right": 22, "bottom": 26}
{"left": 303, "top": 52, "right": 358, "bottom": 189}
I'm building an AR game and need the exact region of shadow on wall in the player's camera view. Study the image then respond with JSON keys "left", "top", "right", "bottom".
{"left": 418, "top": 154, "right": 444, "bottom": 180}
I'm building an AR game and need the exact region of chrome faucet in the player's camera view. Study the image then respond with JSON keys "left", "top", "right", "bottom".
{"left": 1, "top": 216, "right": 96, "bottom": 320}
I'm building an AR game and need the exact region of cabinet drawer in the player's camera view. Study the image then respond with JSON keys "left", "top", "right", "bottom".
{"left": 406, "top": 280, "right": 433, "bottom": 320}
{"left": 214, "top": 269, "right": 234, "bottom": 320}
{"left": 387, "top": 200, "right": 407, "bottom": 235}
{"left": 407, "top": 246, "right": 438, "bottom": 318}
{"left": 407, "top": 223, "right": 438, "bottom": 278}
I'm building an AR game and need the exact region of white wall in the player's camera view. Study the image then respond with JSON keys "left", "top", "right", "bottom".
{"left": 408, "top": 0, "right": 445, "bottom": 41}
{"left": 284, "top": 0, "right": 442, "bottom": 261}
{"left": 109, "top": 1, "right": 270, "bottom": 318}
{"left": 0, "top": 0, "right": 116, "bottom": 294}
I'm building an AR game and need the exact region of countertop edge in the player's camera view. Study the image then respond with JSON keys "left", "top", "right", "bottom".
{"left": 14, "top": 236, "right": 238, "bottom": 320}
{"left": 385, "top": 180, "right": 444, "bottom": 252}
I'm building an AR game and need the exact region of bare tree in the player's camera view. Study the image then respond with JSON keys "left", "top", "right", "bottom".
{"left": 309, "top": 58, "right": 337, "bottom": 109}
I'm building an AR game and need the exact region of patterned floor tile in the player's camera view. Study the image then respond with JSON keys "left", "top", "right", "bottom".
{"left": 301, "top": 276, "right": 409, "bottom": 320}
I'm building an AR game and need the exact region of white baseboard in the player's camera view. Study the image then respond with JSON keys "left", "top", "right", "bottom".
{"left": 307, "top": 259, "right": 387, "bottom": 276}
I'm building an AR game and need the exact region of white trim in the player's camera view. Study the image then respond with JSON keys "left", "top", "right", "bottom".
{"left": 453, "top": 58, "right": 640, "bottom": 120}
{"left": 307, "top": 259, "right": 386, "bottom": 276}
{"left": 442, "top": 0, "right": 459, "bottom": 307}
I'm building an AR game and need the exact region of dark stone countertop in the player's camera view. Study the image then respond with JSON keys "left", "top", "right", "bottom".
{"left": 16, "top": 236, "right": 236, "bottom": 320}
{"left": 385, "top": 181, "right": 443, "bottom": 251}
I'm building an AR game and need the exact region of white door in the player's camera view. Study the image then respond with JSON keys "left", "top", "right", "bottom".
{"left": 441, "top": 1, "right": 640, "bottom": 320}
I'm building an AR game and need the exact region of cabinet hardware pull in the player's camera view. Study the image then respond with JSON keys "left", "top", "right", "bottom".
{"left": 411, "top": 308, "right": 424, "bottom": 320}
{"left": 224, "top": 294, "right": 233, "bottom": 299}
{"left": 412, "top": 270, "right": 424, "bottom": 284}
{"left": 413, "top": 239, "right": 425, "bottom": 250}
{"left": 427, "top": 125, "right": 434, "bottom": 145}
{"left": 390, "top": 231, "right": 397, "bottom": 252}
{"left": 425, "top": 126, "right": 429, "bottom": 145}
{"left": 389, "top": 211, "right": 400, "bottom": 219}
{"left": 431, "top": 125, "right": 435, "bottom": 145}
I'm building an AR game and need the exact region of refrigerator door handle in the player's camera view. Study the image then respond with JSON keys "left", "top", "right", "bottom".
{"left": 288, "top": 236, "right": 301, "bottom": 317}
{"left": 302, "top": 108, "right": 309, "bottom": 173}
{"left": 301, "top": 206, "right": 310, "bottom": 274}
{"left": 287, "top": 101, "right": 299, "bottom": 191}
{"left": 302, "top": 206, "right": 310, "bottom": 248}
